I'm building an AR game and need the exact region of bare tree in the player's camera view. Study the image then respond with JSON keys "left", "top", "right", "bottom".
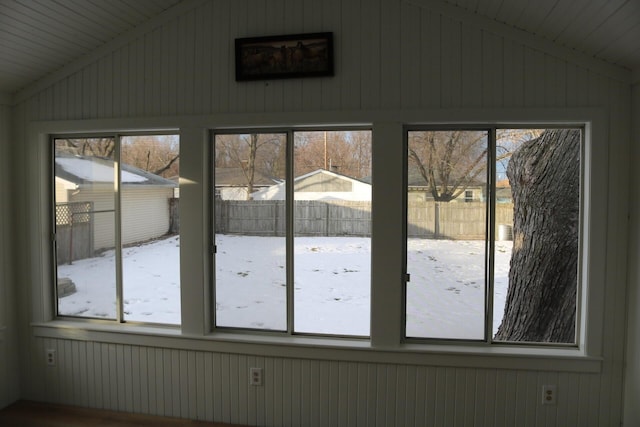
{"left": 56, "top": 136, "right": 180, "bottom": 179}
{"left": 294, "top": 131, "right": 371, "bottom": 179}
{"left": 121, "top": 135, "right": 179, "bottom": 178}
{"left": 215, "top": 133, "right": 285, "bottom": 200}
{"left": 408, "top": 130, "right": 489, "bottom": 202}
{"left": 56, "top": 138, "right": 116, "bottom": 158}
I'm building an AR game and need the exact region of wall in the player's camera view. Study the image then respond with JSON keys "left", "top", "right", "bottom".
{"left": 10, "top": 0, "right": 632, "bottom": 425}
{"left": 624, "top": 82, "right": 640, "bottom": 426}
{"left": 0, "top": 99, "right": 20, "bottom": 408}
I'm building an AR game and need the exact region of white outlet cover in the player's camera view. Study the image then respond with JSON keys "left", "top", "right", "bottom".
{"left": 542, "top": 385, "right": 557, "bottom": 405}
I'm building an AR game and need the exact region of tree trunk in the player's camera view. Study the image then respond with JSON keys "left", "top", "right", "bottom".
{"left": 495, "top": 129, "right": 580, "bottom": 343}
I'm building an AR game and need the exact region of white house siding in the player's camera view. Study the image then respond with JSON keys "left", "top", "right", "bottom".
{"left": 54, "top": 180, "right": 70, "bottom": 204}
{"left": 9, "top": 0, "right": 633, "bottom": 426}
{"left": 219, "top": 187, "right": 250, "bottom": 201}
{"left": 67, "top": 186, "right": 172, "bottom": 251}
{"left": 67, "top": 186, "right": 115, "bottom": 252}
{"left": 121, "top": 187, "right": 173, "bottom": 246}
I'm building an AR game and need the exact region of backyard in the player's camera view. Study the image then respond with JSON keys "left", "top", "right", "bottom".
{"left": 57, "top": 234, "right": 512, "bottom": 338}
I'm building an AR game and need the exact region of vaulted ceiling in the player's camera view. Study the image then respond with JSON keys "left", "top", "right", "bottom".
{"left": 441, "top": 0, "right": 640, "bottom": 73}
{"left": 0, "top": 0, "right": 639, "bottom": 97}
{"left": 0, "top": 0, "right": 183, "bottom": 94}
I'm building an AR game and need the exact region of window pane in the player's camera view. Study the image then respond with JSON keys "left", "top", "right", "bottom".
{"left": 406, "top": 130, "right": 488, "bottom": 340}
{"left": 214, "top": 133, "right": 287, "bottom": 330}
{"left": 55, "top": 138, "right": 117, "bottom": 319}
{"left": 493, "top": 129, "right": 580, "bottom": 343}
{"left": 293, "top": 130, "right": 372, "bottom": 336}
{"left": 121, "top": 135, "right": 180, "bottom": 324}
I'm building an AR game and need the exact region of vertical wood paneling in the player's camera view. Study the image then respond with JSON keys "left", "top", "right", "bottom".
{"left": 401, "top": 3, "right": 421, "bottom": 109}
{"left": 380, "top": 0, "right": 401, "bottom": 109}
{"left": 161, "top": 21, "right": 176, "bottom": 117}
{"left": 482, "top": 31, "right": 504, "bottom": 108}
{"left": 339, "top": 0, "right": 361, "bottom": 111}
{"left": 602, "top": 79, "right": 630, "bottom": 427}
{"left": 421, "top": 10, "right": 441, "bottom": 108}
{"left": 461, "top": 26, "right": 483, "bottom": 107}
{"left": 359, "top": 0, "right": 380, "bottom": 109}
{"left": 25, "top": 338, "right": 637, "bottom": 426}
{"left": 523, "top": 48, "right": 546, "bottom": 107}
{"left": 440, "top": 16, "right": 462, "bottom": 107}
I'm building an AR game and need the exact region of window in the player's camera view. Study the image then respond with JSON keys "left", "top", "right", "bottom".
{"left": 405, "top": 127, "right": 581, "bottom": 344}
{"left": 464, "top": 190, "right": 473, "bottom": 202}
{"left": 213, "top": 129, "right": 372, "bottom": 336}
{"left": 46, "top": 119, "right": 591, "bottom": 358}
{"left": 53, "top": 134, "right": 180, "bottom": 325}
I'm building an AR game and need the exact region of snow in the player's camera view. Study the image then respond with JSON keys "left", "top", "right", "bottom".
{"left": 56, "top": 157, "right": 148, "bottom": 183}
{"left": 57, "top": 235, "right": 511, "bottom": 338}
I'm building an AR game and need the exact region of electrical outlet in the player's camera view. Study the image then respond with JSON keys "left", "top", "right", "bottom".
{"left": 542, "top": 385, "right": 556, "bottom": 405}
{"left": 249, "top": 367, "right": 263, "bottom": 386}
{"left": 46, "top": 349, "right": 56, "bottom": 366}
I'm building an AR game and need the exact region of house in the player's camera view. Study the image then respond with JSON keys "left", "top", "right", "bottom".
{"left": 214, "top": 167, "right": 278, "bottom": 200}
{"left": 252, "top": 169, "right": 372, "bottom": 201}
{"left": 1, "top": 1, "right": 639, "bottom": 426}
{"left": 407, "top": 167, "right": 486, "bottom": 203}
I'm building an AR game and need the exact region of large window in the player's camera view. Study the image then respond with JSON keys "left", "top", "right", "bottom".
{"left": 213, "top": 129, "right": 372, "bottom": 336}
{"left": 48, "top": 122, "right": 587, "bottom": 352}
{"left": 53, "top": 134, "right": 180, "bottom": 325}
{"left": 405, "top": 127, "right": 581, "bottom": 344}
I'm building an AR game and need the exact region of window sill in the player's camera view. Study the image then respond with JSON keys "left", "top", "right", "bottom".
{"left": 32, "top": 321, "right": 602, "bottom": 373}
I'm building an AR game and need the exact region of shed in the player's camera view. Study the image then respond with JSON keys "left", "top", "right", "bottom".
{"left": 55, "top": 154, "right": 177, "bottom": 252}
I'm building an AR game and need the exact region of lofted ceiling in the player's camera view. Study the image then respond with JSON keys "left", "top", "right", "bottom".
{"left": 0, "top": 0, "right": 639, "bottom": 98}
{"left": 440, "top": 0, "right": 640, "bottom": 75}
{"left": 0, "top": 0, "right": 183, "bottom": 95}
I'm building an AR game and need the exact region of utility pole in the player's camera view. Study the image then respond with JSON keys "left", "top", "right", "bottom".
{"left": 323, "top": 131, "right": 327, "bottom": 170}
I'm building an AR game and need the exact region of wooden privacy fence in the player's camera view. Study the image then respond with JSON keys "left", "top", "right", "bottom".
{"left": 55, "top": 202, "right": 94, "bottom": 264}
{"left": 215, "top": 200, "right": 514, "bottom": 239}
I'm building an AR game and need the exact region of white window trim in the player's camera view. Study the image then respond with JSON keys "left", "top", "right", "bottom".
{"left": 27, "top": 107, "right": 607, "bottom": 373}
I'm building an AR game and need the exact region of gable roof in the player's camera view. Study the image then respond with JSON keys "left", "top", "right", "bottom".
{"left": 214, "top": 167, "right": 279, "bottom": 187}
{"left": 55, "top": 154, "right": 177, "bottom": 188}
{"left": 252, "top": 169, "right": 372, "bottom": 201}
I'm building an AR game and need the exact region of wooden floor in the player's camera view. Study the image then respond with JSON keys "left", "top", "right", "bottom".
{"left": 0, "top": 400, "right": 250, "bottom": 427}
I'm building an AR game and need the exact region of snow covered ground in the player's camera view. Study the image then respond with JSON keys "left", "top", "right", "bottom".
{"left": 58, "top": 235, "right": 511, "bottom": 339}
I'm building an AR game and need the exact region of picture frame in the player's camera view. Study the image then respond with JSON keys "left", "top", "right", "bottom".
{"left": 235, "top": 32, "right": 334, "bottom": 81}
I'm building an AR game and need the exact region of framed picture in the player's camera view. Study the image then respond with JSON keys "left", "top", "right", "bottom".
{"left": 235, "top": 32, "right": 334, "bottom": 81}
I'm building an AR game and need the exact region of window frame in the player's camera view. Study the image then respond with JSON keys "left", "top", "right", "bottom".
{"left": 210, "top": 126, "right": 373, "bottom": 338}
{"left": 29, "top": 108, "right": 606, "bottom": 373}
{"left": 401, "top": 124, "right": 585, "bottom": 347}
{"left": 50, "top": 131, "right": 181, "bottom": 326}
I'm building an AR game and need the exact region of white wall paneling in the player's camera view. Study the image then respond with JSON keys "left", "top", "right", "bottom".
{"left": 624, "top": 83, "right": 640, "bottom": 426}
{"left": 27, "top": 337, "right": 616, "bottom": 426}
{"left": 8, "top": 0, "right": 634, "bottom": 425}
{"left": 0, "top": 100, "right": 19, "bottom": 408}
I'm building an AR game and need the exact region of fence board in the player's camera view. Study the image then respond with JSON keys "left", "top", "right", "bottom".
{"left": 215, "top": 200, "right": 513, "bottom": 239}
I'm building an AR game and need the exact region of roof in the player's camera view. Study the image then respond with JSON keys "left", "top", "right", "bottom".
{"left": 407, "top": 166, "right": 486, "bottom": 188}
{"left": 252, "top": 169, "right": 372, "bottom": 201}
{"left": 214, "top": 167, "right": 279, "bottom": 187}
{"left": 55, "top": 154, "right": 177, "bottom": 188}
